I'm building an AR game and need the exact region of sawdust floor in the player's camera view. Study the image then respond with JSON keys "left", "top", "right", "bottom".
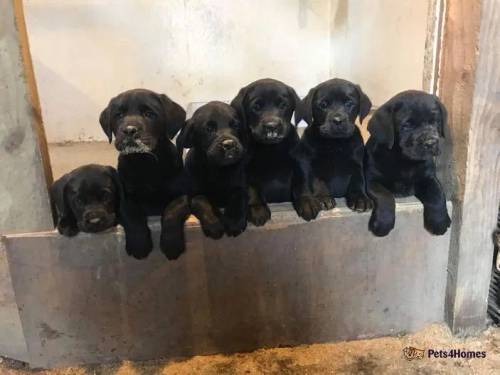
{"left": 1, "top": 324, "right": 499, "bottom": 375}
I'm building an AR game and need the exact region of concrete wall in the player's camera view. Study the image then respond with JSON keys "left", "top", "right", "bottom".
{"left": 0, "top": 0, "right": 54, "bottom": 362}
{"left": 5, "top": 200, "right": 451, "bottom": 368}
{"left": 24, "top": 0, "right": 430, "bottom": 143}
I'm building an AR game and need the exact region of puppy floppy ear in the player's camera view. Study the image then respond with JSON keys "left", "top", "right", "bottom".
{"left": 367, "top": 105, "right": 395, "bottom": 149}
{"left": 50, "top": 173, "right": 78, "bottom": 236}
{"left": 356, "top": 85, "right": 372, "bottom": 124}
{"left": 159, "top": 94, "right": 186, "bottom": 139}
{"left": 176, "top": 119, "right": 195, "bottom": 150}
{"left": 295, "top": 86, "right": 316, "bottom": 126}
{"left": 230, "top": 86, "right": 248, "bottom": 126}
{"left": 287, "top": 85, "right": 302, "bottom": 126}
{"left": 434, "top": 95, "right": 447, "bottom": 138}
{"left": 99, "top": 106, "right": 113, "bottom": 143}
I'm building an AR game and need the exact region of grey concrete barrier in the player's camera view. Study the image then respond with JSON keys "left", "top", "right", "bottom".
{"left": 3, "top": 199, "right": 451, "bottom": 368}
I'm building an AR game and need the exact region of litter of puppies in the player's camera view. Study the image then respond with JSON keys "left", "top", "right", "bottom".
{"left": 51, "top": 78, "right": 451, "bottom": 260}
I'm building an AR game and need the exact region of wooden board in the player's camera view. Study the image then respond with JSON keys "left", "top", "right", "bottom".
{"left": 441, "top": 0, "right": 500, "bottom": 334}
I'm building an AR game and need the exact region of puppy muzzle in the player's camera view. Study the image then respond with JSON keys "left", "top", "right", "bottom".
{"left": 401, "top": 133, "right": 441, "bottom": 160}
{"left": 421, "top": 137, "right": 440, "bottom": 156}
{"left": 319, "top": 121, "right": 355, "bottom": 139}
{"left": 255, "top": 117, "right": 287, "bottom": 144}
{"left": 115, "top": 119, "right": 155, "bottom": 154}
{"left": 207, "top": 136, "right": 244, "bottom": 166}
{"left": 79, "top": 210, "right": 116, "bottom": 233}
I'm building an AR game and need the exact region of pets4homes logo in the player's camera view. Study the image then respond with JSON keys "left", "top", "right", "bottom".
{"left": 403, "top": 346, "right": 487, "bottom": 361}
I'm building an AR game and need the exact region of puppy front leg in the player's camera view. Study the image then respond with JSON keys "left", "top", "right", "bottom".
{"left": 119, "top": 200, "right": 153, "bottom": 259}
{"left": 292, "top": 159, "right": 324, "bottom": 221}
{"left": 415, "top": 177, "right": 451, "bottom": 235}
{"left": 223, "top": 188, "right": 248, "bottom": 237}
{"left": 367, "top": 180, "right": 396, "bottom": 237}
{"left": 247, "top": 185, "right": 271, "bottom": 226}
{"left": 190, "top": 195, "right": 225, "bottom": 239}
{"left": 346, "top": 160, "right": 372, "bottom": 212}
{"left": 56, "top": 216, "right": 79, "bottom": 237}
{"left": 160, "top": 195, "right": 191, "bottom": 260}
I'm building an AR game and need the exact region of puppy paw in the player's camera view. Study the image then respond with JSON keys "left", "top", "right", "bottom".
{"left": 346, "top": 193, "right": 372, "bottom": 212}
{"left": 224, "top": 216, "right": 247, "bottom": 237}
{"left": 125, "top": 234, "right": 153, "bottom": 260}
{"left": 58, "top": 224, "right": 79, "bottom": 237}
{"left": 248, "top": 205, "right": 271, "bottom": 226}
{"left": 201, "top": 219, "right": 225, "bottom": 240}
{"left": 424, "top": 213, "right": 451, "bottom": 235}
{"left": 369, "top": 213, "right": 395, "bottom": 237}
{"left": 160, "top": 232, "right": 185, "bottom": 260}
{"left": 295, "top": 196, "right": 322, "bottom": 221}
{"left": 317, "top": 195, "right": 336, "bottom": 211}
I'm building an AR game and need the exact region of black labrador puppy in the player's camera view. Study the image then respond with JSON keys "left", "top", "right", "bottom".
{"left": 50, "top": 164, "right": 121, "bottom": 236}
{"left": 230, "top": 78, "right": 301, "bottom": 226}
{"left": 365, "top": 90, "right": 451, "bottom": 236}
{"left": 293, "top": 78, "right": 372, "bottom": 220}
{"left": 171, "top": 101, "right": 248, "bottom": 242}
{"left": 99, "top": 89, "right": 187, "bottom": 259}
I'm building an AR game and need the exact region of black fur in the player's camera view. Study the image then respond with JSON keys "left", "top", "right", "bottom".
{"left": 99, "top": 89, "right": 186, "bottom": 259}
{"left": 50, "top": 164, "right": 121, "bottom": 236}
{"left": 165, "top": 101, "right": 248, "bottom": 250}
{"left": 231, "top": 78, "right": 301, "bottom": 226}
{"left": 365, "top": 90, "right": 450, "bottom": 236}
{"left": 293, "top": 78, "right": 373, "bottom": 220}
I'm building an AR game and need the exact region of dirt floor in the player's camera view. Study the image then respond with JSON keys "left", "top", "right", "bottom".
{"left": 0, "top": 323, "right": 498, "bottom": 375}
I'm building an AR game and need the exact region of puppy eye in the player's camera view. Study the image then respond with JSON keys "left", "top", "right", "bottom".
{"left": 251, "top": 102, "right": 262, "bottom": 112}
{"left": 75, "top": 197, "right": 84, "bottom": 206}
{"left": 115, "top": 111, "right": 125, "bottom": 119}
{"left": 143, "top": 110, "right": 156, "bottom": 119}
{"left": 318, "top": 100, "right": 328, "bottom": 110}
{"left": 206, "top": 121, "right": 217, "bottom": 132}
{"left": 100, "top": 190, "right": 112, "bottom": 202}
{"left": 278, "top": 101, "right": 288, "bottom": 110}
{"left": 345, "top": 100, "right": 354, "bottom": 109}
{"left": 230, "top": 120, "right": 239, "bottom": 128}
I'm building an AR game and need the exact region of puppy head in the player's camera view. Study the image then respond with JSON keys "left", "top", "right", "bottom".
{"left": 50, "top": 165, "right": 122, "bottom": 235}
{"left": 177, "top": 101, "right": 246, "bottom": 166}
{"left": 298, "top": 78, "right": 372, "bottom": 138}
{"left": 99, "top": 89, "right": 186, "bottom": 155}
{"left": 230, "top": 78, "right": 301, "bottom": 144}
{"left": 368, "top": 90, "right": 447, "bottom": 160}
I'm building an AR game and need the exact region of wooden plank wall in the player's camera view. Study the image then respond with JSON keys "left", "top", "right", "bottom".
{"left": 440, "top": 0, "right": 500, "bottom": 334}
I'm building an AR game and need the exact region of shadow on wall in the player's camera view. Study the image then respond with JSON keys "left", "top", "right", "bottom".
{"left": 33, "top": 60, "right": 102, "bottom": 142}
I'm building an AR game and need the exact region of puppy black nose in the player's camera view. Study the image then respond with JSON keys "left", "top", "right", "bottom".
{"left": 222, "top": 139, "right": 236, "bottom": 150}
{"left": 123, "top": 126, "right": 138, "bottom": 136}
{"left": 263, "top": 120, "right": 280, "bottom": 130}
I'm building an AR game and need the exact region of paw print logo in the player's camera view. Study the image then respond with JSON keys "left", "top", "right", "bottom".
{"left": 403, "top": 346, "right": 425, "bottom": 361}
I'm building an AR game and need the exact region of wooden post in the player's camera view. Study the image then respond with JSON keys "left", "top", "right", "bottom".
{"left": 0, "top": 0, "right": 53, "bottom": 361}
{"left": 440, "top": 0, "right": 500, "bottom": 334}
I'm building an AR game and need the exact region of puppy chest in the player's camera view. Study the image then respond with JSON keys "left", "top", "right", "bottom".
{"left": 248, "top": 154, "right": 294, "bottom": 182}
{"left": 388, "top": 170, "right": 419, "bottom": 196}
{"left": 201, "top": 170, "right": 244, "bottom": 198}
{"left": 311, "top": 156, "right": 354, "bottom": 180}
